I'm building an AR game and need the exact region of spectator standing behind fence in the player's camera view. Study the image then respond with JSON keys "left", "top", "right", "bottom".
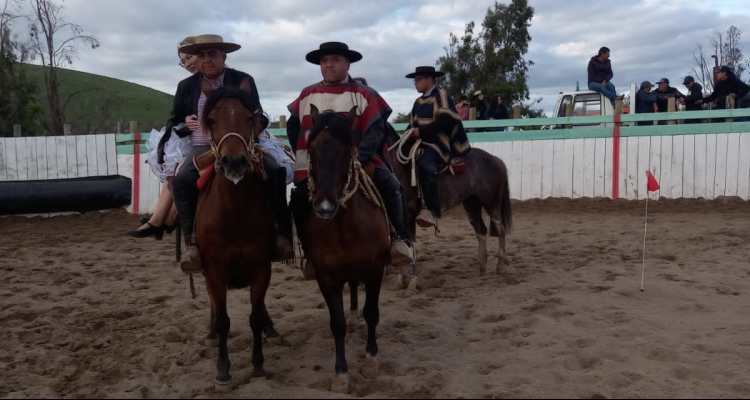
{"left": 487, "top": 95, "right": 509, "bottom": 131}
{"left": 682, "top": 76, "right": 704, "bottom": 124}
{"left": 455, "top": 95, "right": 469, "bottom": 120}
{"left": 696, "top": 66, "right": 750, "bottom": 110}
{"left": 652, "top": 78, "right": 686, "bottom": 113}
{"left": 635, "top": 81, "right": 657, "bottom": 126}
{"left": 472, "top": 90, "right": 489, "bottom": 120}
{"left": 587, "top": 46, "right": 623, "bottom": 104}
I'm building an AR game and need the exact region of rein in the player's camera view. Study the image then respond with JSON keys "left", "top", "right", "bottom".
{"left": 307, "top": 150, "right": 381, "bottom": 208}
{"left": 307, "top": 148, "right": 391, "bottom": 235}
{"left": 388, "top": 128, "right": 420, "bottom": 187}
{"left": 210, "top": 132, "right": 267, "bottom": 180}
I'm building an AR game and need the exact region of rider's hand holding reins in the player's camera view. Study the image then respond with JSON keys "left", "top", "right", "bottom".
{"left": 410, "top": 128, "right": 420, "bottom": 140}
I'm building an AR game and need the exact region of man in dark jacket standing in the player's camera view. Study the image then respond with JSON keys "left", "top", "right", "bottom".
{"left": 587, "top": 47, "right": 623, "bottom": 104}
{"left": 635, "top": 81, "right": 657, "bottom": 126}
{"left": 652, "top": 78, "right": 686, "bottom": 114}
{"left": 696, "top": 65, "right": 750, "bottom": 110}
{"left": 682, "top": 76, "right": 704, "bottom": 124}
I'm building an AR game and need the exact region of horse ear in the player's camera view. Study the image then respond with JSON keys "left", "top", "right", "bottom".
{"left": 310, "top": 104, "right": 320, "bottom": 126}
{"left": 200, "top": 79, "right": 213, "bottom": 98}
{"left": 347, "top": 106, "right": 358, "bottom": 127}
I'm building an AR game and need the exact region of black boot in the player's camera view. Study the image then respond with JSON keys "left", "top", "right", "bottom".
{"left": 171, "top": 177, "right": 201, "bottom": 273}
{"left": 266, "top": 168, "right": 294, "bottom": 261}
{"left": 290, "top": 181, "right": 315, "bottom": 279}
{"left": 417, "top": 172, "right": 441, "bottom": 228}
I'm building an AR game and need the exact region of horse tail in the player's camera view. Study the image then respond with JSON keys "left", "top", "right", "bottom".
{"left": 490, "top": 163, "right": 512, "bottom": 236}
{"left": 500, "top": 179, "right": 512, "bottom": 233}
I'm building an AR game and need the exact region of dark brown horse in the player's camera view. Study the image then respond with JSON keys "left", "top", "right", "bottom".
{"left": 195, "top": 82, "right": 279, "bottom": 391}
{"left": 302, "top": 105, "right": 390, "bottom": 393}
{"left": 387, "top": 126, "right": 512, "bottom": 280}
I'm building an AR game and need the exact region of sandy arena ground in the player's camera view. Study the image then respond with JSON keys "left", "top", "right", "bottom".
{"left": 1, "top": 198, "right": 749, "bottom": 399}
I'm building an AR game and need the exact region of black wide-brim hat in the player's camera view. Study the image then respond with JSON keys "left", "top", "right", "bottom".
{"left": 405, "top": 66, "right": 445, "bottom": 79}
{"left": 305, "top": 42, "right": 363, "bottom": 65}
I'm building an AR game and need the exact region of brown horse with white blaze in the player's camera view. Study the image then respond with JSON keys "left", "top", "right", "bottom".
{"left": 194, "top": 82, "right": 279, "bottom": 391}
{"left": 302, "top": 105, "right": 390, "bottom": 394}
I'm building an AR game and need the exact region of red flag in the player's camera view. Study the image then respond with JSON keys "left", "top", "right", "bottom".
{"left": 646, "top": 171, "right": 660, "bottom": 192}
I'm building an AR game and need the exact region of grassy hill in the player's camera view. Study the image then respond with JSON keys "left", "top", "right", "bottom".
{"left": 21, "top": 64, "right": 173, "bottom": 135}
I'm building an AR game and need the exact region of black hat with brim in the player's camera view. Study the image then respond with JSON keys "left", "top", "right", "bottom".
{"left": 405, "top": 66, "right": 446, "bottom": 79}
{"left": 306, "top": 42, "right": 362, "bottom": 65}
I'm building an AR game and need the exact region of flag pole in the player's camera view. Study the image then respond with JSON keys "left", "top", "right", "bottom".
{"left": 640, "top": 192, "right": 649, "bottom": 291}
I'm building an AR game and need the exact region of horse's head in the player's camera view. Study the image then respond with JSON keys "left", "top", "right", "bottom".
{"left": 201, "top": 79, "right": 268, "bottom": 184}
{"left": 307, "top": 104, "right": 358, "bottom": 220}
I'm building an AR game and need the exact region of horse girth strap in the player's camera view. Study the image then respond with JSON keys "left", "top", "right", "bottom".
{"left": 210, "top": 132, "right": 267, "bottom": 180}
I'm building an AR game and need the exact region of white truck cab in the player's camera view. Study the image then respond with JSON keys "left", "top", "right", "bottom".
{"left": 547, "top": 84, "right": 637, "bottom": 129}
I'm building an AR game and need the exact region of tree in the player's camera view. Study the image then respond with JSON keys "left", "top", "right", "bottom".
{"left": 692, "top": 26, "right": 749, "bottom": 93}
{"left": 436, "top": 0, "right": 539, "bottom": 116}
{"left": 392, "top": 112, "right": 411, "bottom": 124}
{"left": 0, "top": 0, "right": 43, "bottom": 137}
{"left": 26, "top": 0, "right": 99, "bottom": 135}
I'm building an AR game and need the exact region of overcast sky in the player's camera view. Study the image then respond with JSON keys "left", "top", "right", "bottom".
{"left": 14, "top": 0, "right": 750, "bottom": 124}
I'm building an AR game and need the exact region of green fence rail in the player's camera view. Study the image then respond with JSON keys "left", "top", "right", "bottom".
{"left": 114, "top": 108, "right": 750, "bottom": 154}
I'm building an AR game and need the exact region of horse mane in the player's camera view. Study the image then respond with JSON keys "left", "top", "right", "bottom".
{"left": 202, "top": 87, "right": 263, "bottom": 127}
{"left": 308, "top": 110, "right": 354, "bottom": 149}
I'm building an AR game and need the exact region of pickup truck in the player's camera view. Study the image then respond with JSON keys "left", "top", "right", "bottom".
{"left": 547, "top": 84, "right": 639, "bottom": 129}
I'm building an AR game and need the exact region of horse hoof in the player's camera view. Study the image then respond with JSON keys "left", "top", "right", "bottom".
{"left": 330, "top": 373, "right": 349, "bottom": 394}
{"left": 204, "top": 337, "right": 219, "bottom": 347}
{"left": 360, "top": 354, "right": 379, "bottom": 379}
{"left": 266, "top": 335, "right": 284, "bottom": 346}
{"left": 250, "top": 368, "right": 267, "bottom": 378}
{"left": 405, "top": 276, "right": 421, "bottom": 296}
{"left": 214, "top": 378, "right": 233, "bottom": 392}
{"left": 388, "top": 274, "right": 405, "bottom": 290}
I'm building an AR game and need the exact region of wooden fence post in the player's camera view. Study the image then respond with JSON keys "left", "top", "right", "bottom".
{"left": 726, "top": 96, "right": 735, "bottom": 123}
{"left": 468, "top": 107, "right": 477, "bottom": 132}
{"left": 565, "top": 103, "right": 574, "bottom": 129}
{"left": 513, "top": 105, "right": 521, "bottom": 119}
{"left": 279, "top": 115, "right": 287, "bottom": 129}
{"left": 13, "top": 124, "right": 21, "bottom": 137}
{"left": 117, "top": 121, "right": 122, "bottom": 134}
{"left": 667, "top": 98, "right": 676, "bottom": 125}
{"left": 614, "top": 99, "right": 624, "bottom": 115}
{"left": 63, "top": 124, "right": 71, "bottom": 136}
{"left": 130, "top": 121, "right": 138, "bottom": 134}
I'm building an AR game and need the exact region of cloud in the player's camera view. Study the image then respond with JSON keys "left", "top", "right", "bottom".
{"left": 12, "top": 0, "right": 750, "bottom": 123}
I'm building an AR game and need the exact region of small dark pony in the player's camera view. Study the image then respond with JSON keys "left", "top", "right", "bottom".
{"left": 387, "top": 124, "right": 513, "bottom": 279}
{"left": 302, "top": 105, "right": 390, "bottom": 394}
{"left": 195, "top": 82, "right": 279, "bottom": 391}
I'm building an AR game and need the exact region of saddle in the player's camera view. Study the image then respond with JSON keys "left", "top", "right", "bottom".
{"left": 414, "top": 147, "right": 468, "bottom": 176}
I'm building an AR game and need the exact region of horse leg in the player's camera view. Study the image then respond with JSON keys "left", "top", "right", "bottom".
{"left": 205, "top": 270, "right": 232, "bottom": 391}
{"left": 262, "top": 307, "right": 281, "bottom": 341}
{"left": 347, "top": 279, "right": 359, "bottom": 332}
{"left": 205, "top": 304, "right": 219, "bottom": 347}
{"left": 361, "top": 268, "right": 383, "bottom": 379}
{"left": 462, "top": 197, "right": 489, "bottom": 275}
{"left": 248, "top": 264, "right": 272, "bottom": 378}
{"left": 317, "top": 277, "right": 349, "bottom": 394}
{"left": 488, "top": 210, "right": 511, "bottom": 273}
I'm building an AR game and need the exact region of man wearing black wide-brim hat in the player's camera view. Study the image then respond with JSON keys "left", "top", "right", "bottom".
{"left": 403, "top": 66, "right": 470, "bottom": 229}
{"left": 286, "top": 41, "right": 416, "bottom": 279}
{"left": 161, "top": 34, "right": 294, "bottom": 273}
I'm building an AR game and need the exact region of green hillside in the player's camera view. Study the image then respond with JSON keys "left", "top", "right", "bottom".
{"left": 21, "top": 64, "right": 174, "bottom": 135}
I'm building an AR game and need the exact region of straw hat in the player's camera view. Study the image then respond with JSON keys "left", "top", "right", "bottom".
{"left": 179, "top": 34, "right": 241, "bottom": 55}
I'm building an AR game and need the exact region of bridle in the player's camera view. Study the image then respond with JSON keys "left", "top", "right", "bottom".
{"left": 208, "top": 111, "right": 268, "bottom": 180}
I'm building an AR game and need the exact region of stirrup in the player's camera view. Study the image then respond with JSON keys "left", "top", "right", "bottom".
{"left": 180, "top": 246, "right": 203, "bottom": 274}
{"left": 416, "top": 209, "right": 435, "bottom": 228}
{"left": 390, "top": 239, "right": 414, "bottom": 275}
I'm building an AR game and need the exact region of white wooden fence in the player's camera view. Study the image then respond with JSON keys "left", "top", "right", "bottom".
{"left": 2, "top": 130, "right": 749, "bottom": 215}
